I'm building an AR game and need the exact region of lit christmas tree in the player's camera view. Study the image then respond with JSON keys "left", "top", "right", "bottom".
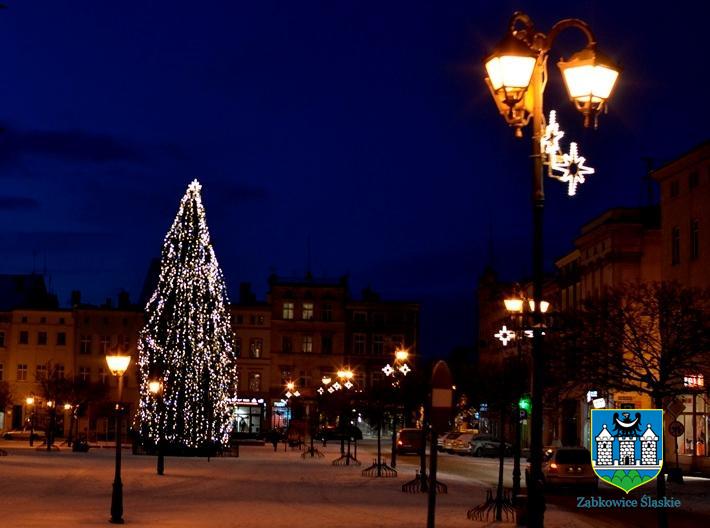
{"left": 137, "top": 180, "right": 236, "bottom": 449}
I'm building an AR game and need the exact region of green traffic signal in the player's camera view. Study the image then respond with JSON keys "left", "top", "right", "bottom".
{"left": 519, "top": 395, "right": 532, "bottom": 412}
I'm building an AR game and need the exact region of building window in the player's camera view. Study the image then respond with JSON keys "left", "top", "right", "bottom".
{"left": 40, "top": 316, "right": 47, "bottom": 324}
{"left": 282, "top": 336, "right": 292, "bottom": 354}
{"left": 373, "top": 334, "right": 384, "bottom": 355}
{"left": 17, "top": 364, "right": 28, "bottom": 381}
{"left": 98, "top": 367, "right": 108, "bottom": 384}
{"left": 235, "top": 314, "right": 243, "bottom": 325}
{"left": 321, "top": 335, "right": 332, "bottom": 354}
{"left": 249, "top": 338, "right": 263, "bottom": 358}
{"left": 80, "top": 335, "right": 92, "bottom": 355}
{"left": 235, "top": 337, "right": 242, "bottom": 357}
{"left": 21, "top": 316, "right": 28, "bottom": 323}
{"left": 249, "top": 315, "right": 256, "bottom": 325}
{"left": 691, "top": 219, "right": 700, "bottom": 259}
{"left": 280, "top": 368, "right": 292, "bottom": 385}
{"left": 322, "top": 303, "right": 332, "bottom": 322}
{"left": 100, "top": 335, "right": 111, "bottom": 355}
{"left": 283, "top": 302, "right": 294, "bottom": 320}
{"left": 0, "top": 363, "right": 3, "bottom": 381}
{"left": 36, "top": 364, "right": 48, "bottom": 380}
{"left": 19, "top": 331, "right": 29, "bottom": 345}
{"left": 56, "top": 332, "right": 66, "bottom": 346}
{"left": 0, "top": 331, "right": 4, "bottom": 347}
{"left": 59, "top": 317, "right": 65, "bottom": 325}
{"left": 79, "top": 366, "right": 90, "bottom": 382}
{"left": 120, "top": 335, "right": 130, "bottom": 350}
{"left": 302, "top": 302, "right": 314, "bottom": 321}
{"left": 353, "top": 311, "right": 367, "bottom": 322}
{"left": 257, "top": 315, "right": 265, "bottom": 325}
{"left": 372, "top": 312, "right": 385, "bottom": 324}
{"left": 302, "top": 335, "right": 313, "bottom": 353}
{"left": 248, "top": 372, "right": 262, "bottom": 392}
{"left": 353, "top": 333, "right": 366, "bottom": 355}
{"left": 37, "top": 331, "right": 48, "bottom": 346}
{"left": 689, "top": 170, "right": 699, "bottom": 189}
{"left": 56, "top": 364, "right": 65, "bottom": 379}
{"left": 670, "top": 180, "right": 679, "bottom": 198}
{"left": 672, "top": 226, "right": 681, "bottom": 265}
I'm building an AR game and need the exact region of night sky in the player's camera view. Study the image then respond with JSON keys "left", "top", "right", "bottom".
{"left": 1, "top": 1, "right": 707, "bottom": 357}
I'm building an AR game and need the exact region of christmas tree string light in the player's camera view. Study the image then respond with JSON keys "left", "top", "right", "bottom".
{"left": 137, "top": 180, "right": 237, "bottom": 449}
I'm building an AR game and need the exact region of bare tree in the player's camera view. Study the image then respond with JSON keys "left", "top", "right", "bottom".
{"left": 564, "top": 282, "right": 710, "bottom": 528}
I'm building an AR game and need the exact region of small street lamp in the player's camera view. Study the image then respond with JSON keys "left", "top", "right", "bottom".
{"left": 284, "top": 381, "right": 301, "bottom": 451}
{"left": 25, "top": 396, "right": 35, "bottom": 447}
{"left": 105, "top": 352, "right": 131, "bottom": 524}
{"left": 483, "top": 12, "right": 619, "bottom": 527}
{"left": 46, "top": 400, "right": 56, "bottom": 451}
{"left": 148, "top": 379, "right": 165, "bottom": 475}
{"left": 383, "top": 346, "right": 412, "bottom": 469}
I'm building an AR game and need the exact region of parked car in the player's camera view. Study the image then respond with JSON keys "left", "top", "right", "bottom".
{"left": 468, "top": 434, "right": 512, "bottom": 457}
{"left": 2, "top": 428, "right": 46, "bottom": 441}
{"left": 526, "top": 447, "right": 598, "bottom": 491}
{"left": 396, "top": 428, "right": 423, "bottom": 455}
{"left": 437, "top": 432, "right": 456, "bottom": 452}
{"left": 316, "top": 424, "right": 363, "bottom": 441}
{"left": 450, "top": 432, "right": 477, "bottom": 455}
{"left": 441, "top": 432, "right": 463, "bottom": 453}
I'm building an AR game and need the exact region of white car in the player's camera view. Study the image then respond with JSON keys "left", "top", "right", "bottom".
{"left": 3, "top": 428, "right": 46, "bottom": 441}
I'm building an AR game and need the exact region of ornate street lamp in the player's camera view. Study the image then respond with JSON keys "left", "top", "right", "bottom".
{"left": 25, "top": 396, "right": 35, "bottom": 447}
{"left": 105, "top": 352, "right": 131, "bottom": 524}
{"left": 484, "top": 13, "right": 619, "bottom": 526}
{"left": 148, "top": 379, "right": 165, "bottom": 475}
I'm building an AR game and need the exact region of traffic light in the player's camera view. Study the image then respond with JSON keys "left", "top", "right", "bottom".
{"left": 519, "top": 394, "right": 532, "bottom": 412}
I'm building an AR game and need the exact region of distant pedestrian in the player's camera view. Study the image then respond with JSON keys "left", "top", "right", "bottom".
{"left": 268, "top": 429, "right": 279, "bottom": 451}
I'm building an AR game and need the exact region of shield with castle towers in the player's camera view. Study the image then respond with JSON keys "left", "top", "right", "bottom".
{"left": 591, "top": 409, "right": 663, "bottom": 493}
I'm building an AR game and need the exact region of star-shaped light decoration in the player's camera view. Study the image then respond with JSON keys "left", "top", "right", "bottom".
{"left": 551, "top": 142, "right": 595, "bottom": 196}
{"left": 317, "top": 387, "right": 324, "bottom": 395}
{"left": 524, "top": 329, "right": 546, "bottom": 338}
{"left": 285, "top": 391, "right": 293, "bottom": 399}
{"left": 494, "top": 325, "right": 516, "bottom": 346}
{"left": 332, "top": 382, "right": 342, "bottom": 391}
{"left": 382, "top": 364, "right": 395, "bottom": 376}
{"left": 293, "top": 390, "right": 300, "bottom": 398}
{"left": 540, "top": 110, "right": 564, "bottom": 159}
{"left": 327, "top": 386, "right": 335, "bottom": 394}
{"left": 398, "top": 363, "right": 411, "bottom": 376}
{"left": 344, "top": 380, "right": 353, "bottom": 390}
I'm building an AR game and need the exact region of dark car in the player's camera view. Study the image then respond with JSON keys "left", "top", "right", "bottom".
{"left": 316, "top": 424, "right": 363, "bottom": 441}
{"left": 468, "top": 434, "right": 512, "bottom": 457}
{"left": 396, "top": 428, "right": 423, "bottom": 454}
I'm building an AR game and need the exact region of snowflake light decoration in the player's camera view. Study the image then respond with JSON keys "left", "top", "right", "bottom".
{"left": 332, "top": 382, "right": 342, "bottom": 391}
{"left": 540, "top": 110, "right": 564, "bottom": 158}
{"left": 398, "top": 363, "right": 411, "bottom": 376}
{"left": 551, "top": 142, "right": 595, "bottom": 196}
{"left": 317, "top": 387, "right": 324, "bottom": 395}
{"left": 382, "top": 364, "right": 395, "bottom": 376}
{"left": 285, "top": 391, "right": 293, "bottom": 399}
{"left": 344, "top": 381, "right": 353, "bottom": 390}
{"left": 327, "top": 386, "right": 335, "bottom": 394}
{"left": 494, "top": 325, "right": 516, "bottom": 346}
{"left": 524, "top": 330, "right": 533, "bottom": 338}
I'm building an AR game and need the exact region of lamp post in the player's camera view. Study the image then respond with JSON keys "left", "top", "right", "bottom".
{"left": 26, "top": 396, "right": 35, "bottom": 447}
{"left": 106, "top": 352, "right": 131, "bottom": 524}
{"left": 46, "top": 400, "right": 56, "bottom": 451}
{"left": 484, "top": 12, "right": 619, "bottom": 527}
{"left": 383, "top": 346, "right": 412, "bottom": 468}
{"left": 284, "top": 381, "right": 301, "bottom": 451}
{"left": 148, "top": 379, "right": 165, "bottom": 475}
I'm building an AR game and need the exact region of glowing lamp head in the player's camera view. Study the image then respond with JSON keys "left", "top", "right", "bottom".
{"left": 528, "top": 299, "right": 550, "bottom": 313}
{"left": 558, "top": 46, "right": 620, "bottom": 128}
{"left": 64, "top": 403, "right": 72, "bottom": 411}
{"left": 394, "top": 349, "right": 409, "bottom": 362}
{"left": 105, "top": 354, "right": 131, "bottom": 376}
{"left": 504, "top": 298, "right": 524, "bottom": 313}
{"left": 337, "top": 369, "right": 354, "bottom": 380}
{"left": 46, "top": 400, "right": 55, "bottom": 408}
{"left": 148, "top": 380, "right": 163, "bottom": 395}
{"left": 286, "top": 381, "right": 296, "bottom": 392}
{"left": 26, "top": 396, "right": 35, "bottom": 406}
{"left": 321, "top": 376, "right": 332, "bottom": 386}
{"left": 484, "top": 33, "right": 537, "bottom": 108}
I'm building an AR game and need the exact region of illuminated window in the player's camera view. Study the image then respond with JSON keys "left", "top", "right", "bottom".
{"left": 100, "top": 335, "right": 111, "bottom": 354}
{"left": 248, "top": 372, "right": 262, "bottom": 392}
{"left": 302, "top": 335, "right": 313, "bottom": 353}
{"left": 249, "top": 338, "right": 263, "bottom": 358}
{"left": 79, "top": 366, "right": 91, "bottom": 382}
{"left": 302, "top": 303, "right": 314, "bottom": 320}
{"left": 17, "top": 364, "right": 28, "bottom": 381}
{"left": 98, "top": 367, "right": 108, "bottom": 384}
{"left": 80, "top": 335, "right": 92, "bottom": 355}
{"left": 283, "top": 302, "right": 294, "bottom": 320}
{"left": 36, "top": 364, "right": 48, "bottom": 380}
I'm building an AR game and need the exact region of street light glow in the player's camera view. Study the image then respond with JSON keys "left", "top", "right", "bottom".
{"left": 504, "top": 298, "right": 524, "bottom": 313}
{"left": 105, "top": 354, "right": 131, "bottom": 376}
{"left": 394, "top": 348, "right": 409, "bottom": 362}
{"left": 26, "top": 396, "right": 35, "bottom": 406}
{"left": 148, "top": 380, "right": 163, "bottom": 395}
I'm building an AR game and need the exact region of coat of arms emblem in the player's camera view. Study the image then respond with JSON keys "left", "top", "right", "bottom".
{"left": 590, "top": 409, "right": 663, "bottom": 493}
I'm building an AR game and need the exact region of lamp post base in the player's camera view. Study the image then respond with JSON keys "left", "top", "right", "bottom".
{"left": 109, "top": 480, "right": 123, "bottom": 524}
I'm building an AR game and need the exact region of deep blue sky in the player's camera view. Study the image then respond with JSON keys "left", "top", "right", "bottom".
{"left": 0, "top": 1, "right": 707, "bottom": 357}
